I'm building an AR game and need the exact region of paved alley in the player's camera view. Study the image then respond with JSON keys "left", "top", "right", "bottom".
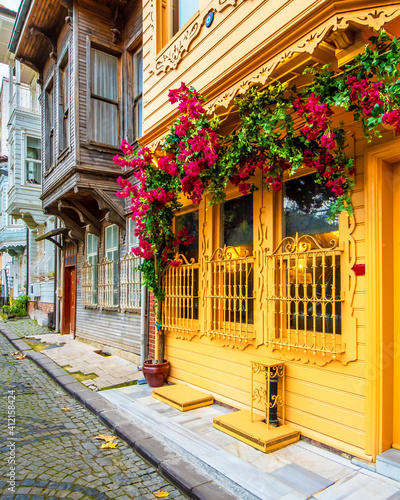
{"left": 0, "top": 331, "right": 185, "bottom": 500}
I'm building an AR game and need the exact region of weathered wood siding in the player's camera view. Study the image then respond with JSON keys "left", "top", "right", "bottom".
{"left": 41, "top": 22, "right": 75, "bottom": 198}
{"left": 75, "top": 220, "right": 142, "bottom": 355}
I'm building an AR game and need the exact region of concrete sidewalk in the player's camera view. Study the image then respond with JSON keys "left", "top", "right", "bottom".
{"left": 2, "top": 319, "right": 143, "bottom": 390}
{"left": 2, "top": 319, "right": 400, "bottom": 499}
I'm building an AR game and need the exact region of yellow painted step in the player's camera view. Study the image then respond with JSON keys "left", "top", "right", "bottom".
{"left": 213, "top": 410, "right": 300, "bottom": 453}
{"left": 152, "top": 384, "right": 214, "bottom": 411}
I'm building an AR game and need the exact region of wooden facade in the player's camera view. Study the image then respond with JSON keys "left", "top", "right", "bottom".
{"left": 11, "top": 0, "right": 144, "bottom": 357}
{"left": 137, "top": 0, "right": 400, "bottom": 462}
{"left": 10, "top": 0, "right": 400, "bottom": 464}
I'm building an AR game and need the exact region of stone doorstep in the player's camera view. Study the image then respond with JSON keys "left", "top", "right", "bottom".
{"left": 376, "top": 449, "right": 400, "bottom": 482}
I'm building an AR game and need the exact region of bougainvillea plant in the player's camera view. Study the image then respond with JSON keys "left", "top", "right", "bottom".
{"left": 114, "top": 31, "right": 400, "bottom": 363}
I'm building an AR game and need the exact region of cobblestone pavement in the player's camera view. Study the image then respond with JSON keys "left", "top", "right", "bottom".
{"left": 0, "top": 332, "right": 186, "bottom": 500}
{"left": 1, "top": 318, "right": 53, "bottom": 338}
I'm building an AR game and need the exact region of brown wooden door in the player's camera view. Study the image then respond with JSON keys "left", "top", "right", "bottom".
{"left": 62, "top": 266, "right": 77, "bottom": 336}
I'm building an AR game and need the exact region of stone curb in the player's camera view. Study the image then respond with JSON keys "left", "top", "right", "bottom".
{"left": 0, "top": 328, "right": 239, "bottom": 500}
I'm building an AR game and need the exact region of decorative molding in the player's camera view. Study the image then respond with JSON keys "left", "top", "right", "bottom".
{"left": 154, "top": 20, "right": 201, "bottom": 74}
{"left": 153, "top": 0, "right": 247, "bottom": 75}
{"left": 205, "top": 6, "right": 400, "bottom": 113}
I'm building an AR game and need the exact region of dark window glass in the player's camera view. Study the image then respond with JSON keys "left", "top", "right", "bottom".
{"left": 283, "top": 173, "right": 338, "bottom": 239}
{"left": 176, "top": 211, "right": 199, "bottom": 261}
{"left": 223, "top": 194, "right": 253, "bottom": 250}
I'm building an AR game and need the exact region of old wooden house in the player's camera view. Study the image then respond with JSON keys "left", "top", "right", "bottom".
{"left": 136, "top": 0, "right": 400, "bottom": 469}
{"left": 10, "top": 0, "right": 145, "bottom": 360}
{"left": 10, "top": 0, "right": 400, "bottom": 474}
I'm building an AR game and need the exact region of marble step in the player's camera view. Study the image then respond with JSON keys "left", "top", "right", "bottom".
{"left": 376, "top": 448, "right": 400, "bottom": 482}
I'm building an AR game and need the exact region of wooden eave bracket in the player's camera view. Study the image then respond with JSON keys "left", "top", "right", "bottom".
{"left": 57, "top": 202, "right": 85, "bottom": 242}
{"left": 29, "top": 26, "right": 57, "bottom": 59}
{"left": 92, "top": 188, "right": 126, "bottom": 229}
{"left": 59, "top": 199, "right": 101, "bottom": 236}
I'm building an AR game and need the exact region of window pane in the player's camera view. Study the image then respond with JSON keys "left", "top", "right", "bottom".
{"left": 91, "top": 98, "right": 118, "bottom": 146}
{"left": 63, "top": 63, "right": 70, "bottom": 110}
{"left": 27, "top": 137, "right": 41, "bottom": 160}
{"left": 25, "top": 161, "right": 41, "bottom": 184}
{"left": 87, "top": 234, "right": 92, "bottom": 255}
{"left": 135, "top": 97, "right": 143, "bottom": 139}
{"left": 134, "top": 49, "right": 142, "bottom": 98}
{"left": 91, "top": 49, "right": 118, "bottom": 101}
{"left": 283, "top": 173, "right": 338, "bottom": 239}
{"left": 176, "top": 211, "right": 199, "bottom": 260}
{"left": 129, "top": 219, "right": 138, "bottom": 249}
{"left": 178, "top": 0, "right": 198, "bottom": 29}
{"left": 223, "top": 194, "right": 253, "bottom": 250}
{"left": 106, "top": 226, "right": 112, "bottom": 251}
{"left": 112, "top": 225, "right": 118, "bottom": 247}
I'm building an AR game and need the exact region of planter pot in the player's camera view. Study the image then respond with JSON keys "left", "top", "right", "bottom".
{"left": 142, "top": 360, "right": 170, "bottom": 388}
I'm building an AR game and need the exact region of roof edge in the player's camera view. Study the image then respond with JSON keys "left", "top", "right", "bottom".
{"left": 8, "top": 0, "right": 32, "bottom": 54}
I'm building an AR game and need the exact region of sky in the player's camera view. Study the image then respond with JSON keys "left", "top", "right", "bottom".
{"left": 0, "top": 0, "right": 21, "bottom": 82}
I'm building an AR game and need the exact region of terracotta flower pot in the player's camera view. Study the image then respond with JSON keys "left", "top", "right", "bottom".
{"left": 142, "top": 360, "right": 170, "bottom": 387}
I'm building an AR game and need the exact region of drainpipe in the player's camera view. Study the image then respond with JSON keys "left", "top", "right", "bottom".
{"left": 54, "top": 218, "right": 58, "bottom": 331}
{"left": 140, "top": 284, "right": 147, "bottom": 368}
{"left": 26, "top": 227, "right": 29, "bottom": 298}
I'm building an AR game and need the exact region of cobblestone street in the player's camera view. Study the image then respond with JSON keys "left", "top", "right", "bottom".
{"left": 0, "top": 330, "right": 185, "bottom": 500}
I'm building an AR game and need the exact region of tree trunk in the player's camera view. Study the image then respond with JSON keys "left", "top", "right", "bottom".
{"left": 156, "top": 299, "right": 164, "bottom": 364}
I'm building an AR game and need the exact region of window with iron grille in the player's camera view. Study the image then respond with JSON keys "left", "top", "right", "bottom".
{"left": 120, "top": 219, "right": 141, "bottom": 310}
{"left": 163, "top": 211, "right": 199, "bottom": 333}
{"left": 98, "top": 225, "right": 119, "bottom": 307}
{"left": 205, "top": 195, "right": 255, "bottom": 341}
{"left": 265, "top": 173, "right": 343, "bottom": 355}
{"left": 82, "top": 233, "right": 98, "bottom": 306}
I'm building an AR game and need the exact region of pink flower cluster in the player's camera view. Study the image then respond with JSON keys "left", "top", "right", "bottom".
{"left": 158, "top": 154, "right": 180, "bottom": 176}
{"left": 115, "top": 146, "right": 179, "bottom": 260}
{"left": 165, "top": 84, "right": 220, "bottom": 204}
{"left": 347, "top": 76, "right": 384, "bottom": 117}
{"left": 168, "top": 82, "right": 206, "bottom": 120}
{"left": 293, "top": 93, "right": 334, "bottom": 143}
{"left": 382, "top": 109, "right": 400, "bottom": 133}
{"left": 173, "top": 227, "right": 195, "bottom": 247}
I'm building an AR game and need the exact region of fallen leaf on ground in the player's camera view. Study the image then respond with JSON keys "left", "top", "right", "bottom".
{"left": 155, "top": 491, "right": 169, "bottom": 498}
{"left": 100, "top": 441, "right": 118, "bottom": 449}
{"left": 61, "top": 408, "right": 71, "bottom": 411}
{"left": 95, "top": 434, "right": 117, "bottom": 442}
{"left": 15, "top": 355, "right": 26, "bottom": 360}
{"left": 11, "top": 352, "right": 19, "bottom": 356}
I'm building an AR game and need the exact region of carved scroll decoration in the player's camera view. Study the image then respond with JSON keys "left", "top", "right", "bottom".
{"left": 205, "top": 6, "right": 400, "bottom": 113}
{"left": 154, "top": 0, "right": 247, "bottom": 75}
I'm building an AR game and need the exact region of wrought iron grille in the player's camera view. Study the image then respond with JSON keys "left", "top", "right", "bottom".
{"left": 265, "top": 233, "right": 343, "bottom": 354}
{"left": 163, "top": 254, "right": 199, "bottom": 333}
{"left": 251, "top": 361, "right": 285, "bottom": 427}
{"left": 98, "top": 258, "right": 118, "bottom": 308}
{"left": 204, "top": 246, "right": 255, "bottom": 340}
{"left": 81, "top": 261, "right": 96, "bottom": 306}
{"left": 120, "top": 253, "right": 141, "bottom": 310}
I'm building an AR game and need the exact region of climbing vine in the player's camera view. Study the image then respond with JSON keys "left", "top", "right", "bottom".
{"left": 114, "top": 31, "right": 400, "bottom": 301}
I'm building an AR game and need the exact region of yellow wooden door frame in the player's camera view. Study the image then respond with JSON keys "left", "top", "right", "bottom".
{"left": 365, "top": 137, "right": 400, "bottom": 460}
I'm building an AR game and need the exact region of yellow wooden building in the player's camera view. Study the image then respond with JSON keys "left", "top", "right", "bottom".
{"left": 140, "top": 0, "right": 400, "bottom": 464}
